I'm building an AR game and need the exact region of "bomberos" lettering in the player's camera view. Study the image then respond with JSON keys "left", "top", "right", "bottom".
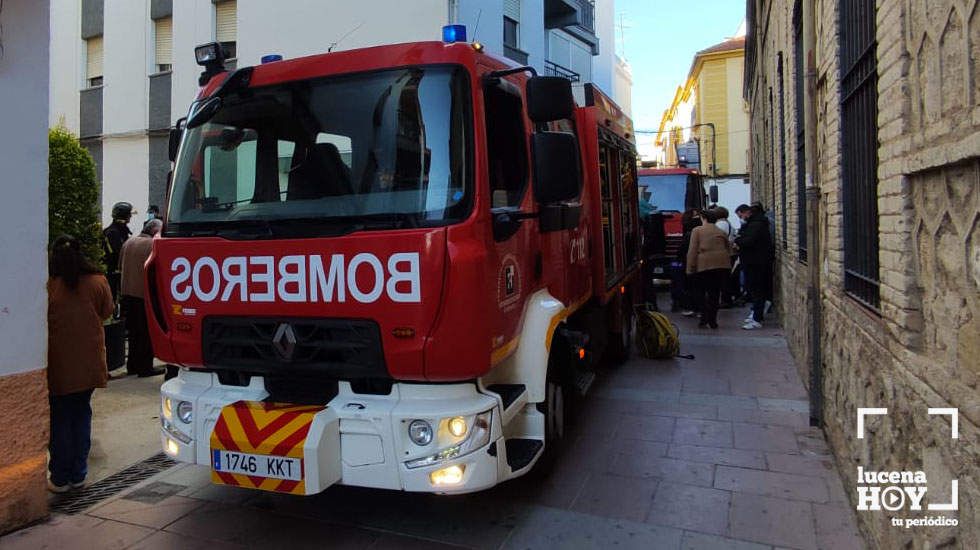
{"left": 169, "top": 253, "right": 421, "bottom": 304}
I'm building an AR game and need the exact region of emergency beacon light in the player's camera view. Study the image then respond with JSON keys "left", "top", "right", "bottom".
{"left": 442, "top": 25, "right": 467, "bottom": 43}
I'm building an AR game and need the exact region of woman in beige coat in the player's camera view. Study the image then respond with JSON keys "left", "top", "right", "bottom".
{"left": 686, "top": 210, "right": 733, "bottom": 328}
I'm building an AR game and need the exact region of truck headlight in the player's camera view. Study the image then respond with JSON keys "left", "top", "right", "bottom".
{"left": 408, "top": 420, "right": 433, "bottom": 446}
{"left": 177, "top": 401, "right": 193, "bottom": 424}
{"left": 406, "top": 410, "right": 492, "bottom": 469}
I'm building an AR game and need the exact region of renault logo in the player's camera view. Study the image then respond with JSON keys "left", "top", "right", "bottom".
{"left": 272, "top": 323, "right": 297, "bottom": 361}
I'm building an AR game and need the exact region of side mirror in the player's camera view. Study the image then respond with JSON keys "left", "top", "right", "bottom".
{"left": 709, "top": 184, "right": 719, "bottom": 204}
{"left": 526, "top": 76, "right": 575, "bottom": 123}
{"left": 168, "top": 118, "right": 186, "bottom": 162}
{"left": 532, "top": 132, "right": 581, "bottom": 204}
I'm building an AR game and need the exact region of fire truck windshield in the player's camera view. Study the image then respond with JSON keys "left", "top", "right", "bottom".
{"left": 638, "top": 175, "right": 687, "bottom": 212}
{"left": 167, "top": 66, "right": 471, "bottom": 238}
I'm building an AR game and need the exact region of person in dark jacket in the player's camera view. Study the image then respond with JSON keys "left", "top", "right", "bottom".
{"left": 674, "top": 209, "right": 702, "bottom": 315}
{"left": 102, "top": 201, "right": 134, "bottom": 302}
{"left": 735, "top": 204, "right": 774, "bottom": 329}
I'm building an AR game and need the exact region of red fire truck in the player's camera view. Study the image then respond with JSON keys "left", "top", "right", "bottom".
{"left": 149, "top": 33, "right": 639, "bottom": 495}
{"left": 637, "top": 167, "right": 706, "bottom": 279}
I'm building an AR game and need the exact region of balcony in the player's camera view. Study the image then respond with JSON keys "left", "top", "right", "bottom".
{"left": 544, "top": 0, "right": 599, "bottom": 54}
{"left": 503, "top": 44, "right": 529, "bottom": 65}
{"left": 544, "top": 60, "right": 580, "bottom": 82}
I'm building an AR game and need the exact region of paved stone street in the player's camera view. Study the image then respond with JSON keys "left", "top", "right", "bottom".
{"left": 3, "top": 308, "right": 864, "bottom": 549}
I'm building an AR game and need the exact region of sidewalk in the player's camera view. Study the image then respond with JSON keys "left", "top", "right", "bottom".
{"left": 3, "top": 307, "right": 865, "bottom": 549}
{"left": 86, "top": 370, "right": 166, "bottom": 484}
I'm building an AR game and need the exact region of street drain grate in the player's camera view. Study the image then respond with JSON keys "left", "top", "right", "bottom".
{"left": 50, "top": 452, "right": 177, "bottom": 515}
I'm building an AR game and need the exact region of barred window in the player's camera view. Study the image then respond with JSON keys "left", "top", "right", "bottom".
{"left": 839, "top": 0, "right": 879, "bottom": 311}
{"left": 777, "top": 52, "right": 788, "bottom": 250}
{"left": 794, "top": 5, "right": 807, "bottom": 262}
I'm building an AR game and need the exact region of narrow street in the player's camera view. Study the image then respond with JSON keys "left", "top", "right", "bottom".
{"left": 4, "top": 307, "right": 863, "bottom": 550}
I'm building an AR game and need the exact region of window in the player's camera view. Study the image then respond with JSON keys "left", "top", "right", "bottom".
{"left": 777, "top": 52, "right": 788, "bottom": 250}
{"left": 483, "top": 83, "right": 528, "bottom": 210}
{"left": 168, "top": 67, "right": 472, "bottom": 234}
{"left": 215, "top": 0, "right": 237, "bottom": 60}
{"left": 86, "top": 36, "right": 103, "bottom": 87}
{"left": 794, "top": 5, "right": 807, "bottom": 262}
{"left": 154, "top": 17, "right": 173, "bottom": 73}
{"left": 839, "top": 0, "right": 879, "bottom": 310}
{"left": 503, "top": 0, "right": 520, "bottom": 49}
{"left": 504, "top": 18, "right": 519, "bottom": 49}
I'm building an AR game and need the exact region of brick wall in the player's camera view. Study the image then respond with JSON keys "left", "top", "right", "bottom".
{"left": 746, "top": 0, "right": 979, "bottom": 547}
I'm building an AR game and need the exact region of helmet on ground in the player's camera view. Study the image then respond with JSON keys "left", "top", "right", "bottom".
{"left": 111, "top": 202, "right": 134, "bottom": 220}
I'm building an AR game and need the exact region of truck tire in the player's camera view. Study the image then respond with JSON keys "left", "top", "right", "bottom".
{"left": 606, "top": 296, "right": 634, "bottom": 365}
{"left": 534, "top": 346, "right": 568, "bottom": 473}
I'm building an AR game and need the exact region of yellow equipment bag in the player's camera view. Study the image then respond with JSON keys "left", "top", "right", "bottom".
{"left": 636, "top": 308, "right": 685, "bottom": 359}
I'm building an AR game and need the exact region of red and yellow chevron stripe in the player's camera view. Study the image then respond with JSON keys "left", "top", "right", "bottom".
{"left": 210, "top": 401, "right": 324, "bottom": 495}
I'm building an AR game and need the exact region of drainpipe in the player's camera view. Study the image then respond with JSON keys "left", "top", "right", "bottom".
{"left": 803, "top": 0, "right": 823, "bottom": 427}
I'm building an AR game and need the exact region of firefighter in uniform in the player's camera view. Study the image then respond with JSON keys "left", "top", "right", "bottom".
{"left": 102, "top": 202, "right": 134, "bottom": 302}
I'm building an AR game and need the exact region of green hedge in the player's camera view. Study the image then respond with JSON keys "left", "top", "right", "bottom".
{"left": 48, "top": 126, "right": 103, "bottom": 267}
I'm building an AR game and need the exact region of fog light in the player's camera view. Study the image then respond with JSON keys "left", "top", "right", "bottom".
{"left": 165, "top": 438, "right": 179, "bottom": 456}
{"left": 430, "top": 464, "right": 464, "bottom": 486}
{"left": 177, "top": 401, "right": 193, "bottom": 424}
{"left": 448, "top": 416, "right": 467, "bottom": 438}
{"left": 408, "top": 420, "right": 433, "bottom": 446}
{"left": 162, "top": 397, "right": 173, "bottom": 420}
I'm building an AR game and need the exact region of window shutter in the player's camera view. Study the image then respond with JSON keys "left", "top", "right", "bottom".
{"left": 215, "top": 1, "right": 237, "bottom": 43}
{"left": 86, "top": 36, "right": 104, "bottom": 79}
{"left": 504, "top": 0, "right": 521, "bottom": 22}
{"left": 155, "top": 17, "right": 173, "bottom": 67}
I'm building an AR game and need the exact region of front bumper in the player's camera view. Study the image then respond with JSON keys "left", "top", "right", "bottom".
{"left": 160, "top": 370, "right": 511, "bottom": 495}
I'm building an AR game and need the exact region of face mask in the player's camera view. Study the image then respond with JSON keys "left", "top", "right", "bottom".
{"left": 147, "top": 212, "right": 156, "bottom": 221}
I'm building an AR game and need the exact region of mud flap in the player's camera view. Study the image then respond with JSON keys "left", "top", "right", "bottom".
{"left": 209, "top": 401, "right": 341, "bottom": 495}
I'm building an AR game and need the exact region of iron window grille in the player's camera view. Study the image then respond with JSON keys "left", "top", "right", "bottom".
{"left": 839, "top": 0, "right": 880, "bottom": 312}
{"left": 794, "top": 5, "right": 807, "bottom": 262}
{"left": 777, "top": 52, "right": 788, "bottom": 250}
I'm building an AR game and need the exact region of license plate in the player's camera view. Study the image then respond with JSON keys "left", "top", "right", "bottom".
{"left": 212, "top": 450, "right": 302, "bottom": 481}
{"left": 653, "top": 267, "right": 664, "bottom": 274}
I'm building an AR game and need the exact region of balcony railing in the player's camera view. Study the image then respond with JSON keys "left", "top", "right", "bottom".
{"left": 545, "top": 0, "right": 595, "bottom": 33}
{"left": 577, "top": 0, "right": 595, "bottom": 33}
{"left": 544, "top": 60, "right": 581, "bottom": 82}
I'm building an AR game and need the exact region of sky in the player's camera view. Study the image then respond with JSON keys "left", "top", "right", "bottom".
{"left": 614, "top": 0, "right": 747, "bottom": 147}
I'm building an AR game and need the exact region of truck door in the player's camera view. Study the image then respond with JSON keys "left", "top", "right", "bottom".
{"left": 483, "top": 77, "right": 536, "bottom": 355}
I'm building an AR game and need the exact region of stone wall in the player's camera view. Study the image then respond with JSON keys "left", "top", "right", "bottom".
{"left": 746, "top": 0, "right": 979, "bottom": 547}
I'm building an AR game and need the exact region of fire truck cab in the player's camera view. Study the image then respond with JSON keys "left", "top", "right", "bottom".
{"left": 637, "top": 167, "right": 706, "bottom": 282}
{"left": 151, "top": 36, "right": 638, "bottom": 495}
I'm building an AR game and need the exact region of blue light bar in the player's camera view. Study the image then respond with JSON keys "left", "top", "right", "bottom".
{"left": 261, "top": 54, "right": 283, "bottom": 64}
{"left": 442, "top": 24, "right": 467, "bottom": 43}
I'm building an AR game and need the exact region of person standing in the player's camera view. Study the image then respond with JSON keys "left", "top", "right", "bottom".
{"left": 672, "top": 209, "right": 702, "bottom": 314}
{"left": 47, "top": 235, "right": 114, "bottom": 492}
{"left": 735, "top": 204, "right": 774, "bottom": 329}
{"left": 102, "top": 202, "right": 134, "bottom": 302}
{"left": 686, "top": 210, "right": 732, "bottom": 329}
{"left": 119, "top": 219, "right": 165, "bottom": 377}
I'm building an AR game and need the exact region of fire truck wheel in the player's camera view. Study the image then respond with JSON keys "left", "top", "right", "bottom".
{"left": 606, "top": 296, "right": 634, "bottom": 364}
{"left": 534, "top": 350, "right": 569, "bottom": 472}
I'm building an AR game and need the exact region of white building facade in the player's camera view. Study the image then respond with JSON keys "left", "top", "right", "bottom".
{"left": 50, "top": 0, "right": 626, "bottom": 231}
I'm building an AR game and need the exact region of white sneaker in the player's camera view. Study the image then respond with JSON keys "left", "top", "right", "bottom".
{"left": 742, "top": 320, "right": 763, "bottom": 330}
{"left": 681, "top": 310, "right": 696, "bottom": 317}
{"left": 47, "top": 479, "right": 70, "bottom": 493}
